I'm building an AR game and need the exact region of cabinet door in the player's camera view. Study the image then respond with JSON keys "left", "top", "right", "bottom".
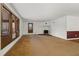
{"left": 1, "top": 6, "right": 12, "bottom": 49}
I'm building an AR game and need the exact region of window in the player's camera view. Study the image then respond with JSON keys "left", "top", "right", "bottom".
{"left": 1, "top": 4, "right": 20, "bottom": 49}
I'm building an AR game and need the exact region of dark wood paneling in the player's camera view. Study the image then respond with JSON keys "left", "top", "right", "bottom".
{"left": 67, "top": 31, "right": 79, "bottom": 38}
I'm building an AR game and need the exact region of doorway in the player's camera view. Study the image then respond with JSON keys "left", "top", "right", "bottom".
{"left": 28, "top": 23, "right": 33, "bottom": 33}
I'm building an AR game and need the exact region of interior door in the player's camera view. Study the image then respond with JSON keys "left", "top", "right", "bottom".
{"left": 28, "top": 23, "right": 33, "bottom": 33}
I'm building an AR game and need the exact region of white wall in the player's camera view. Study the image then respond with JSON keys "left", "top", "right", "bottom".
{"left": 50, "top": 15, "right": 79, "bottom": 39}
{"left": 1, "top": 4, "right": 79, "bottom": 56}
{"left": 50, "top": 16, "right": 67, "bottom": 39}
{"left": 23, "top": 21, "right": 50, "bottom": 35}
{"left": 49, "top": 20, "right": 54, "bottom": 35}
{"left": 33, "top": 22, "right": 44, "bottom": 34}
{"left": 67, "top": 15, "right": 79, "bottom": 31}
{"left": 23, "top": 16, "right": 67, "bottom": 39}
{"left": 0, "top": 4, "right": 23, "bottom": 56}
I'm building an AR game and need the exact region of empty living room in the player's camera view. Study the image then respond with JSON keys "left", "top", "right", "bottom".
{"left": 0, "top": 3, "right": 79, "bottom": 57}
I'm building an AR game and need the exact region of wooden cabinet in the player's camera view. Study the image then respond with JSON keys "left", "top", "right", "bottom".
{"left": 67, "top": 31, "right": 79, "bottom": 39}
{"left": 1, "top": 4, "right": 20, "bottom": 49}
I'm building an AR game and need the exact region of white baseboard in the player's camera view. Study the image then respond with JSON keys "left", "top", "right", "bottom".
{"left": 67, "top": 38, "right": 79, "bottom": 40}
{"left": 49, "top": 33, "right": 79, "bottom": 40}
{"left": 0, "top": 35, "right": 22, "bottom": 56}
{"left": 49, "top": 33, "right": 67, "bottom": 40}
